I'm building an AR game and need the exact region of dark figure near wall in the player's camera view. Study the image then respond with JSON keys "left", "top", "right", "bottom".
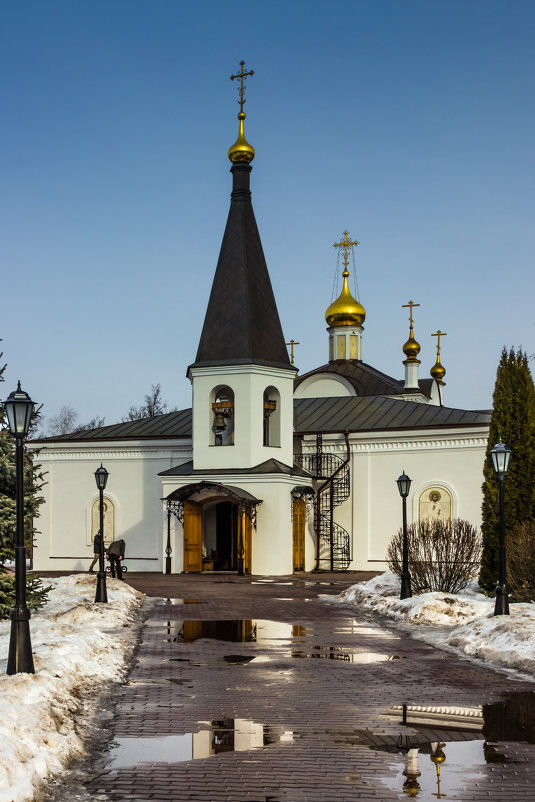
{"left": 107, "top": 538, "right": 126, "bottom": 580}
{"left": 89, "top": 530, "right": 102, "bottom": 573}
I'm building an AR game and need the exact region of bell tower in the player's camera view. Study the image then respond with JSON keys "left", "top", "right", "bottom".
{"left": 188, "top": 62, "right": 296, "bottom": 471}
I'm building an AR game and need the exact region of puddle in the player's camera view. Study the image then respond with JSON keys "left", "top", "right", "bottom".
{"left": 109, "top": 719, "right": 293, "bottom": 769}
{"left": 162, "top": 598, "right": 203, "bottom": 605}
{"left": 165, "top": 620, "right": 311, "bottom": 644}
{"left": 375, "top": 739, "right": 486, "bottom": 800}
{"left": 291, "top": 646, "right": 406, "bottom": 663}
{"left": 166, "top": 620, "right": 258, "bottom": 643}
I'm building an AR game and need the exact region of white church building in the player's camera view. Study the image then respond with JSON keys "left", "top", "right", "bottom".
{"left": 32, "top": 77, "right": 490, "bottom": 576}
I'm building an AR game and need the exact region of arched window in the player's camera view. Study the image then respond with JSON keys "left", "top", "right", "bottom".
{"left": 210, "top": 385, "right": 234, "bottom": 446}
{"left": 418, "top": 487, "right": 452, "bottom": 522}
{"left": 263, "top": 386, "right": 281, "bottom": 447}
{"left": 91, "top": 497, "right": 115, "bottom": 543}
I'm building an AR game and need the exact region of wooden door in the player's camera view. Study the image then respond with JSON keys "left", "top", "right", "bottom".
{"left": 292, "top": 497, "right": 306, "bottom": 572}
{"left": 244, "top": 513, "right": 252, "bottom": 575}
{"left": 183, "top": 500, "right": 203, "bottom": 573}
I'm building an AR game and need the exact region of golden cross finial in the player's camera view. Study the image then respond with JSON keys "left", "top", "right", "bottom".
{"left": 334, "top": 231, "right": 359, "bottom": 273}
{"left": 230, "top": 60, "right": 255, "bottom": 114}
{"left": 402, "top": 300, "right": 420, "bottom": 336}
{"left": 432, "top": 329, "right": 447, "bottom": 355}
{"left": 286, "top": 339, "right": 300, "bottom": 366}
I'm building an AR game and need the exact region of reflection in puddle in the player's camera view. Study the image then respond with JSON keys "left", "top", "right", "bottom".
{"left": 292, "top": 646, "right": 406, "bottom": 663}
{"left": 109, "top": 719, "right": 293, "bottom": 769}
{"left": 166, "top": 620, "right": 258, "bottom": 643}
{"left": 375, "top": 739, "right": 485, "bottom": 800}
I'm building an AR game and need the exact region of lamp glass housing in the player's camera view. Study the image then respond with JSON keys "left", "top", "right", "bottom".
{"left": 4, "top": 383, "right": 35, "bottom": 438}
{"left": 491, "top": 440, "right": 511, "bottom": 475}
{"left": 396, "top": 472, "right": 412, "bottom": 498}
{"left": 94, "top": 464, "right": 109, "bottom": 490}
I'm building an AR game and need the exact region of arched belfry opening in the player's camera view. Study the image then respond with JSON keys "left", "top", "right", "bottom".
{"left": 210, "top": 386, "right": 234, "bottom": 446}
{"left": 165, "top": 482, "right": 261, "bottom": 575}
{"left": 263, "top": 386, "right": 280, "bottom": 447}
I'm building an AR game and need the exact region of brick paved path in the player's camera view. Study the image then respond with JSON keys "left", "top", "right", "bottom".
{"left": 81, "top": 572, "right": 535, "bottom": 801}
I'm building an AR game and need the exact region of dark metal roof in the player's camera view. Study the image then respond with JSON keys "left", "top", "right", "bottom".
{"left": 32, "top": 408, "right": 192, "bottom": 443}
{"left": 190, "top": 162, "right": 293, "bottom": 373}
{"left": 165, "top": 482, "right": 261, "bottom": 504}
{"left": 294, "top": 360, "right": 431, "bottom": 397}
{"left": 294, "top": 396, "right": 490, "bottom": 434}
{"left": 159, "top": 458, "right": 311, "bottom": 478}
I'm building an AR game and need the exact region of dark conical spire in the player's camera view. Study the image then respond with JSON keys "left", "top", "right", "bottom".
{"left": 190, "top": 162, "right": 293, "bottom": 372}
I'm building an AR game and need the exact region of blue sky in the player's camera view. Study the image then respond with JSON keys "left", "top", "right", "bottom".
{"left": 1, "top": 0, "right": 533, "bottom": 425}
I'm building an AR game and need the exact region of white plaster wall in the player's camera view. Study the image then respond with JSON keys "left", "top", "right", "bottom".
{"left": 32, "top": 440, "right": 191, "bottom": 572}
{"left": 302, "top": 427, "right": 488, "bottom": 571}
{"left": 294, "top": 374, "right": 355, "bottom": 398}
{"left": 191, "top": 365, "right": 295, "bottom": 470}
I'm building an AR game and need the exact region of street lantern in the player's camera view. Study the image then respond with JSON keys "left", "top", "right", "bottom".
{"left": 397, "top": 471, "right": 412, "bottom": 600}
{"left": 4, "top": 381, "right": 34, "bottom": 438}
{"left": 396, "top": 472, "right": 412, "bottom": 499}
{"left": 491, "top": 439, "right": 511, "bottom": 615}
{"left": 3, "top": 381, "right": 36, "bottom": 674}
{"left": 93, "top": 464, "right": 109, "bottom": 603}
{"left": 94, "top": 463, "right": 109, "bottom": 491}
{"left": 491, "top": 439, "right": 511, "bottom": 476}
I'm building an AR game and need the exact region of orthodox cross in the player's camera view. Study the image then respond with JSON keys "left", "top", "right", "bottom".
{"left": 333, "top": 231, "right": 359, "bottom": 271}
{"left": 432, "top": 329, "right": 447, "bottom": 356}
{"left": 402, "top": 300, "right": 420, "bottom": 335}
{"left": 230, "top": 61, "right": 255, "bottom": 113}
{"left": 286, "top": 339, "right": 300, "bottom": 366}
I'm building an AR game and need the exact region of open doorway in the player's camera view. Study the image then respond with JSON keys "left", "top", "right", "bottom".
{"left": 202, "top": 501, "right": 238, "bottom": 571}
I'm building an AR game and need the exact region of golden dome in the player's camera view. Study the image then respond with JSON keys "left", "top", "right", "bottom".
{"left": 430, "top": 357, "right": 446, "bottom": 381}
{"left": 325, "top": 269, "right": 366, "bottom": 328}
{"left": 403, "top": 334, "right": 421, "bottom": 360}
{"left": 228, "top": 112, "right": 255, "bottom": 163}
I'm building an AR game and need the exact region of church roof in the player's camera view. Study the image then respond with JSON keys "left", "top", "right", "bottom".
{"left": 159, "top": 458, "right": 310, "bottom": 478}
{"left": 294, "top": 396, "right": 490, "bottom": 434}
{"left": 32, "top": 396, "right": 490, "bottom": 444}
{"left": 189, "top": 162, "right": 293, "bottom": 373}
{"left": 294, "top": 360, "right": 432, "bottom": 397}
{"left": 31, "top": 408, "right": 192, "bottom": 442}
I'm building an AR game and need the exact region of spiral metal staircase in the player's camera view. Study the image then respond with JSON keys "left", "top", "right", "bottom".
{"left": 294, "top": 435, "right": 351, "bottom": 570}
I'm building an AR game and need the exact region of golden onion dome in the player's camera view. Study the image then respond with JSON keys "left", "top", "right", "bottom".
{"left": 228, "top": 112, "right": 255, "bottom": 163}
{"left": 430, "top": 357, "right": 446, "bottom": 381}
{"left": 325, "top": 270, "right": 366, "bottom": 327}
{"left": 430, "top": 747, "right": 446, "bottom": 765}
{"left": 403, "top": 334, "right": 421, "bottom": 360}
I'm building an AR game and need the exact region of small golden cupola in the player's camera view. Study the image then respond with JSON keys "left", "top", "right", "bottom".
{"left": 325, "top": 231, "right": 366, "bottom": 327}
{"left": 402, "top": 300, "right": 421, "bottom": 391}
{"left": 326, "top": 232, "right": 366, "bottom": 362}
{"left": 431, "top": 329, "right": 447, "bottom": 381}
{"left": 228, "top": 61, "right": 255, "bottom": 164}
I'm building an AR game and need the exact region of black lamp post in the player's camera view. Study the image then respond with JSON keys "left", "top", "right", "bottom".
{"left": 3, "top": 381, "right": 36, "bottom": 674}
{"left": 94, "top": 464, "right": 109, "bottom": 603}
{"left": 491, "top": 439, "right": 511, "bottom": 616}
{"left": 396, "top": 471, "right": 412, "bottom": 600}
{"left": 165, "top": 507, "right": 172, "bottom": 574}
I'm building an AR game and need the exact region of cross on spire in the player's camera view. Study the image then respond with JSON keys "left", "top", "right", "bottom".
{"left": 402, "top": 300, "right": 420, "bottom": 335}
{"left": 285, "top": 339, "right": 300, "bottom": 366}
{"left": 333, "top": 231, "right": 359, "bottom": 274}
{"left": 432, "top": 329, "right": 447, "bottom": 355}
{"left": 230, "top": 60, "right": 255, "bottom": 114}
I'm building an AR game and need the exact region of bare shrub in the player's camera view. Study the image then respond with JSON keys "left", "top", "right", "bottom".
{"left": 507, "top": 521, "right": 535, "bottom": 603}
{"left": 386, "top": 518, "right": 482, "bottom": 594}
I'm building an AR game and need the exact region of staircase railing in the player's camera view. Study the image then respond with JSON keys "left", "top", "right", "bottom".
{"left": 294, "top": 435, "right": 351, "bottom": 571}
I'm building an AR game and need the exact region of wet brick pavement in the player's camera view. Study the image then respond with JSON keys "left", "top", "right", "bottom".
{"left": 77, "top": 572, "right": 535, "bottom": 801}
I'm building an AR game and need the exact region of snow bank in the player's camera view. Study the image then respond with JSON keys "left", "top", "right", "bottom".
{"left": 331, "top": 572, "right": 535, "bottom": 677}
{"left": 0, "top": 574, "right": 145, "bottom": 802}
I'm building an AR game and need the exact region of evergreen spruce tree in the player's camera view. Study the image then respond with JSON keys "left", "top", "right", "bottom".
{"left": 479, "top": 347, "right": 535, "bottom": 591}
{"left": 0, "top": 343, "right": 45, "bottom": 576}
